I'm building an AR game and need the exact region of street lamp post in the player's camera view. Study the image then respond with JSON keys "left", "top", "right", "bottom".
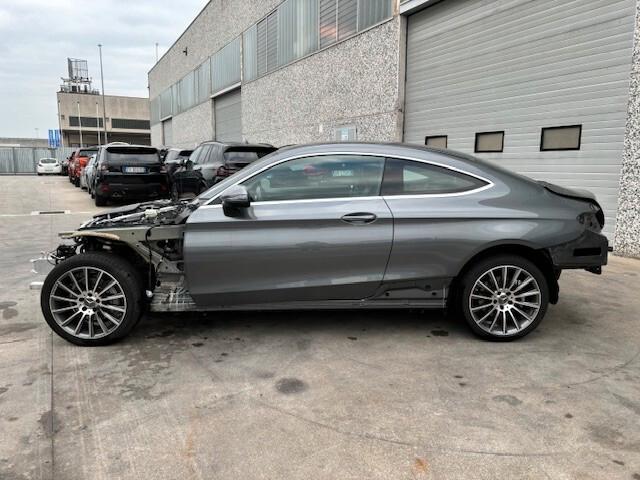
{"left": 98, "top": 44, "right": 108, "bottom": 144}
{"left": 96, "top": 102, "right": 101, "bottom": 145}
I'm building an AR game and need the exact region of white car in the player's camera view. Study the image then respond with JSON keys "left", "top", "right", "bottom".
{"left": 36, "top": 158, "right": 62, "bottom": 175}
{"left": 82, "top": 154, "right": 98, "bottom": 194}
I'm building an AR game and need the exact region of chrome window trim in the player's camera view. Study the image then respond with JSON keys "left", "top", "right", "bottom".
{"left": 202, "top": 151, "right": 495, "bottom": 206}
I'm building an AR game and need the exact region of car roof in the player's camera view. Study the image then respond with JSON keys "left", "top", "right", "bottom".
{"left": 199, "top": 140, "right": 274, "bottom": 148}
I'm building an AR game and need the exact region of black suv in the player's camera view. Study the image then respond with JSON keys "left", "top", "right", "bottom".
{"left": 171, "top": 141, "right": 276, "bottom": 197}
{"left": 93, "top": 144, "right": 169, "bottom": 206}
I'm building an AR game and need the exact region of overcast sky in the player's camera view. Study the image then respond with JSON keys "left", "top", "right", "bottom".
{"left": 0, "top": 0, "right": 207, "bottom": 139}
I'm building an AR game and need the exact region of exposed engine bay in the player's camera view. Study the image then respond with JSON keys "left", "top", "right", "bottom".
{"left": 43, "top": 200, "right": 199, "bottom": 311}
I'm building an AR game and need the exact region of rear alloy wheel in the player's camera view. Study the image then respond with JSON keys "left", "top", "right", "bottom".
{"left": 461, "top": 255, "right": 549, "bottom": 340}
{"left": 41, "top": 253, "right": 143, "bottom": 346}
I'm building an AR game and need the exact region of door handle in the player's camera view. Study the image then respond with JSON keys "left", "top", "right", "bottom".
{"left": 341, "top": 212, "right": 377, "bottom": 224}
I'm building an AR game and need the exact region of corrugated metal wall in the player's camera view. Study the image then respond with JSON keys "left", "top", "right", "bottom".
{"left": 0, "top": 147, "right": 74, "bottom": 174}
{"left": 403, "top": 0, "right": 636, "bottom": 238}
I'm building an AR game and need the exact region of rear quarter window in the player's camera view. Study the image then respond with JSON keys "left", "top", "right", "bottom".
{"left": 382, "top": 158, "right": 488, "bottom": 195}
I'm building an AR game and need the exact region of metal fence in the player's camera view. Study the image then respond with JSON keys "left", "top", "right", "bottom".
{"left": 0, "top": 147, "right": 74, "bottom": 174}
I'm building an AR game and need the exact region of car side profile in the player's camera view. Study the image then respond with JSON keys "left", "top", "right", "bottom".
{"left": 68, "top": 147, "right": 98, "bottom": 187}
{"left": 170, "top": 141, "right": 277, "bottom": 197}
{"left": 37, "top": 143, "right": 608, "bottom": 345}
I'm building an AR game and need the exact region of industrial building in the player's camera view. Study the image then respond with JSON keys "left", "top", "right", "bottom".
{"left": 58, "top": 58, "right": 151, "bottom": 147}
{"left": 148, "top": 0, "right": 640, "bottom": 256}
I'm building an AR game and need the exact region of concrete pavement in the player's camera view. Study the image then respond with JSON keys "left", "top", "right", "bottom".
{"left": 1, "top": 175, "right": 639, "bottom": 479}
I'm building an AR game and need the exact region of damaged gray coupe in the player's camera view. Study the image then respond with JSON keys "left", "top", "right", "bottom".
{"left": 39, "top": 143, "right": 609, "bottom": 345}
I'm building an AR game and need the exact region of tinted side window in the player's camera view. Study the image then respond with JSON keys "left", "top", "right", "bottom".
{"left": 382, "top": 158, "right": 488, "bottom": 195}
{"left": 241, "top": 155, "right": 385, "bottom": 202}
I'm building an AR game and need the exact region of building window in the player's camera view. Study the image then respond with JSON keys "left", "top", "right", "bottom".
{"left": 425, "top": 135, "right": 447, "bottom": 149}
{"left": 111, "top": 119, "right": 151, "bottom": 130}
{"left": 541, "top": 125, "right": 582, "bottom": 151}
{"left": 69, "top": 117, "right": 103, "bottom": 128}
{"left": 243, "top": 25, "right": 258, "bottom": 82}
{"left": 160, "top": 88, "right": 173, "bottom": 119}
{"left": 196, "top": 58, "right": 211, "bottom": 103}
{"left": 475, "top": 131, "right": 504, "bottom": 153}
{"left": 212, "top": 37, "right": 241, "bottom": 94}
{"left": 278, "top": 0, "right": 319, "bottom": 66}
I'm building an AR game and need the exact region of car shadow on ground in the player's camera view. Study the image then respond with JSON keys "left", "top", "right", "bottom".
{"left": 127, "top": 309, "right": 475, "bottom": 345}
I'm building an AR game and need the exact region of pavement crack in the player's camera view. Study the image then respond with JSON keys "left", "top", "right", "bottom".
{"left": 565, "top": 348, "right": 640, "bottom": 387}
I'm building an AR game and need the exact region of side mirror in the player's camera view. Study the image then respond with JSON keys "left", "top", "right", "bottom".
{"left": 221, "top": 185, "right": 250, "bottom": 214}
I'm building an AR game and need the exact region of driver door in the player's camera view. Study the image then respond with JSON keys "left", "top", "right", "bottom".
{"left": 184, "top": 154, "right": 393, "bottom": 306}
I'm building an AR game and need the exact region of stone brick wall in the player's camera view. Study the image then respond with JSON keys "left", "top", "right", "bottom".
{"left": 615, "top": 0, "right": 640, "bottom": 257}
{"left": 242, "top": 18, "right": 403, "bottom": 145}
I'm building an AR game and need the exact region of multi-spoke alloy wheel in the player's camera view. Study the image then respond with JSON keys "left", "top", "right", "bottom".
{"left": 49, "top": 267, "right": 127, "bottom": 340}
{"left": 469, "top": 265, "right": 541, "bottom": 336}
{"left": 41, "top": 253, "right": 142, "bottom": 346}
{"left": 461, "top": 255, "right": 549, "bottom": 340}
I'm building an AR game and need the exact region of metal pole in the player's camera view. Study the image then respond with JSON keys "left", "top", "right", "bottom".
{"left": 98, "top": 44, "right": 108, "bottom": 144}
{"left": 77, "top": 101, "right": 83, "bottom": 147}
{"left": 96, "top": 102, "right": 101, "bottom": 145}
{"left": 155, "top": 42, "right": 159, "bottom": 62}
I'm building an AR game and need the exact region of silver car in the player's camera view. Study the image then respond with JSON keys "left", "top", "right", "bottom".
{"left": 38, "top": 143, "right": 608, "bottom": 345}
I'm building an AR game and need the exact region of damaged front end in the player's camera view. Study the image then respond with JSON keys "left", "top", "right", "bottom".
{"left": 31, "top": 200, "right": 199, "bottom": 309}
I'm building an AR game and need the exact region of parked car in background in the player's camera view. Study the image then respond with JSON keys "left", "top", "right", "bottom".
{"left": 60, "top": 156, "right": 69, "bottom": 175}
{"left": 81, "top": 154, "right": 98, "bottom": 194}
{"left": 36, "top": 158, "right": 61, "bottom": 175}
{"left": 38, "top": 143, "right": 609, "bottom": 345}
{"left": 163, "top": 148, "right": 194, "bottom": 198}
{"left": 163, "top": 148, "right": 194, "bottom": 176}
{"left": 170, "top": 141, "right": 276, "bottom": 197}
{"left": 68, "top": 147, "right": 98, "bottom": 187}
{"left": 93, "top": 144, "right": 169, "bottom": 206}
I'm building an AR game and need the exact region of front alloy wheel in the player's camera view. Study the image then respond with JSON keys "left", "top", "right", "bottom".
{"left": 461, "top": 255, "right": 549, "bottom": 340}
{"left": 41, "top": 253, "right": 143, "bottom": 345}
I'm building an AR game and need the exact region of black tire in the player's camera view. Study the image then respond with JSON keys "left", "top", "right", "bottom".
{"left": 73, "top": 176, "right": 80, "bottom": 187}
{"left": 41, "top": 253, "right": 144, "bottom": 346}
{"left": 94, "top": 193, "right": 107, "bottom": 206}
{"left": 459, "top": 254, "right": 549, "bottom": 341}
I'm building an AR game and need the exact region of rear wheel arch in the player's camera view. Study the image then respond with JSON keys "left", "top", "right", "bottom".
{"left": 450, "top": 243, "right": 559, "bottom": 307}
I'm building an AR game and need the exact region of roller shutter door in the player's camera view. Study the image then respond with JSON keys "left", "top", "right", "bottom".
{"left": 403, "top": 0, "right": 636, "bottom": 238}
{"left": 214, "top": 89, "right": 242, "bottom": 142}
{"left": 162, "top": 119, "right": 173, "bottom": 146}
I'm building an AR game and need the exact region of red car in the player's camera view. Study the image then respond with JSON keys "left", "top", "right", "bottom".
{"left": 68, "top": 147, "right": 98, "bottom": 187}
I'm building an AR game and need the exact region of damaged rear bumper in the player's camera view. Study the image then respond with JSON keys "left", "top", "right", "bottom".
{"left": 548, "top": 230, "right": 609, "bottom": 273}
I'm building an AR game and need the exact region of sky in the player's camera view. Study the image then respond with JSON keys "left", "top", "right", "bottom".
{"left": 0, "top": 0, "right": 207, "bottom": 139}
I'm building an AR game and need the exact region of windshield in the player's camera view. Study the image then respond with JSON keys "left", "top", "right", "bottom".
{"left": 197, "top": 149, "right": 280, "bottom": 201}
{"left": 106, "top": 148, "right": 159, "bottom": 164}
{"left": 40, "top": 158, "right": 57, "bottom": 164}
{"left": 78, "top": 149, "right": 97, "bottom": 157}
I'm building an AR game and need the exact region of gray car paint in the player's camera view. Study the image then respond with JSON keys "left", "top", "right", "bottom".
{"left": 184, "top": 143, "right": 602, "bottom": 308}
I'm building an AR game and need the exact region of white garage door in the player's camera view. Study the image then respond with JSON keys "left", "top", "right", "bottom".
{"left": 214, "top": 89, "right": 242, "bottom": 142}
{"left": 403, "top": 0, "right": 636, "bottom": 238}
